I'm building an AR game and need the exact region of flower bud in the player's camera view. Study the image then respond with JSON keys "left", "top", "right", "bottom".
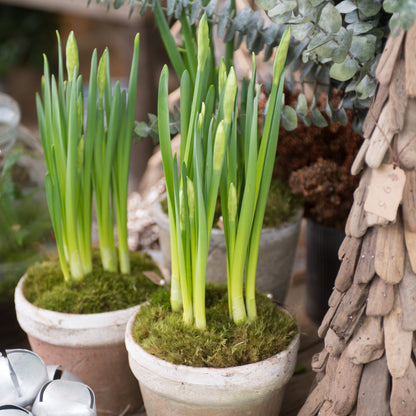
{"left": 213, "top": 121, "right": 226, "bottom": 172}
{"left": 97, "top": 49, "right": 108, "bottom": 100}
{"left": 228, "top": 182, "right": 237, "bottom": 223}
{"left": 197, "top": 14, "right": 209, "bottom": 69}
{"left": 223, "top": 68, "right": 237, "bottom": 125}
{"left": 66, "top": 31, "right": 79, "bottom": 80}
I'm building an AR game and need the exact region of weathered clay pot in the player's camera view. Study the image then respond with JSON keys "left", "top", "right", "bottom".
{"left": 125, "top": 310, "right": 300, "bottom": 416}
{"left": 14, "top": 275, "right": 142, "bottom": 416}
{"left": 153, "top": 201, "right": 303, "bottom": 303}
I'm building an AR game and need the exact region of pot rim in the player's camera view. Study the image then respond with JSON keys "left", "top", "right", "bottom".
{"left": 125, "top": 307, "right": 300, "bottom": 380}
{"left": 14, "top": 274, "right": 140, "bottom": 347}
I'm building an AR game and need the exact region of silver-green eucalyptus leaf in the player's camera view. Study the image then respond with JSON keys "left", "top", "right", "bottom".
{"left": 311, "top": 106, "right": 328, "bottom": 127}
{"left": 268, "top": 0, "right": 297, "bottom": 16}
{"left": 281, "top": 105, "right": 298, "bottom": 131}
{"left": 310, "top": 0, "right": 324, "bottom": 6}
{"left": 319, "top": 3, "right": 342, "bottom": 33}
{"left": 347, "top": 22, "right": 375, "bottom": 35}
{"left": 291, "top": 22, "right": 314, "bottom": 40}
{"left": 335, "top": 0, "right": 357, "bottom": 14}
{"left": 355, "top": 75, "right": 377, "bottom": 100}
{"left": 270, "top": 10, "right": 293, "bottom": 24}
{"left": 350, "top": 34, "right": 376, "bottom": 62}
{"left": 296, "top": 93, "right": 308, "bottom": 116}
{"left": 330, "top": 56, "right": 358, "bottom": 81}
{"left": 358, "top": 0, "right": 382, "bottom": 17}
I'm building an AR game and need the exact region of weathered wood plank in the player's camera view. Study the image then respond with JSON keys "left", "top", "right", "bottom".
{"left": 402, "top": 169, "right": 416, "bottom": 232}
{"left": 365, "top": 102, "right": 396, "bottom": 169}
{"left": 351, "top": 139, "right": 370, "bottom": 176}
{"left": 388, "top": 59, "right": 407, "bottom": 133}
{"left": 331, "top": 303, "right": 366, "bottom": 343}
{"left": 398, "top": 255, "right": 416, "bottom": 331}
{"left": 405, "top": 20, "right": 416, "bottom": 97}
{"left": 325, "top": 328, "right": 346, "bottom": 357}
{"left": 362, "top": 84, "right": 389, "bottom": 141}
{"left": 328, "top": 289, "right": 343, "bottom": 308}
{"left": 334, "top": 238, "right": 362, "bottom": 292}
{"left": 374, "top": 216, "right": 405, "bottom": 285}
{"left": 354, "top": 227, "right": 377, "bottom": 285}
{"left": 345, "top": 173, "right": 369, "bottom": 238}
{"left": 356, "top": 355, "right": 391, "bottom": 416}
{"left": 319, "top": 306, "right": 337, "bottom": 339}
{"left": 366, "top": 276, "right": 395, "bottom": 317}
{"left": 338, "top": 236, "right": 351, "bottom": 261}
{"left": 311, "top": 349, "right": 329, "bottom": 373}
{"left": 344, "top": 315, "right": 384, "bottom": 365}
{"left": 331, "top": 284, "right": 369, "bottom": 341}
{"left": 327, "top": 351, "right": 363, "bottom": 416}
{"left": 396, "top": 99, "right": 416, "bottom": 170}
{"left": 390, "top": 360, "right": 416, "bottom": 416}
{"left": 404, "top": 227, "right": 416, "bottom": 273}
{"left": 376, "top": 27, "right": 405, "bottom": 85}
{"left": 297, "top": 374, "right": 329, "bottom": 416}
{"left": 384, "top": 290, "right": 413, "bottom": 378}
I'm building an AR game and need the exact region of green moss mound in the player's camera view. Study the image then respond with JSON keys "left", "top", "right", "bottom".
{"left": 22, "top": 250, "right": 162, "bottom": 313}
{"left": 132, "top": 284, "right": 298, "bottom": 368}
{"left": 161, "top": 178, "right": 303, "bottom": 229}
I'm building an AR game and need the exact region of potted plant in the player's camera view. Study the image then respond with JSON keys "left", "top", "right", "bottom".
{"left": 14, "top": 31, "right": 162, "bottom": 416}
{"left": 125, "top": 17, "right": 299, "bottom": 416}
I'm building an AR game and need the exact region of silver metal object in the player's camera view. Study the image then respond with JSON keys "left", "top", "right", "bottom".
{"left": 0, "top": 405, "right": 33, "bottom": 415}
{"left": 0, "top": 350, "right": 48, "bottom": 407}
{"left": 46, "top": 365, "right": 82, "bottom": 383}
{"left": 31, "top": 380, "right": 96, "bottom": 416}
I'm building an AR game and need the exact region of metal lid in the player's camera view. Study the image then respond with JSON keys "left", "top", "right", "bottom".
{"left": 0, "top": 350, "right": 48, "bottom": 407}
{"left": 31, "top": 380, "right": 96, "bottom": 416}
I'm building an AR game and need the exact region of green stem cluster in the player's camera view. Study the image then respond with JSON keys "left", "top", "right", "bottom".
{"left": 158, "top": 15, "right": 237, "bottom": 330}
{"left": 36, "top": 31, "right": 140, "bottom": 282}
{"left": 159, "top": 16, "right": 291, "bottom": 328}
{"left": 221, "top": 27, "right": 290, "bottom": 324}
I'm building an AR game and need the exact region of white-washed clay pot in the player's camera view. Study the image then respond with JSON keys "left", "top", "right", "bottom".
{"left": 153, "top": 201, "right": 303, "bottom": 303}
{"left": 125, "top": 310, "right": 300, "bottom": 416}
{"left": 15, "top": 274, "right": 142, "bottom": 416}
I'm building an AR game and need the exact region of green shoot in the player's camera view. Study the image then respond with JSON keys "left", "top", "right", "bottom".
{"left": 158, "top": 15, "right": 236, "bottom": 329}
{"left": 221, "top": 27, "right": 291, "bottom": 323}
{"left": 36, "top": 31, "right": 140, "bottom": 281}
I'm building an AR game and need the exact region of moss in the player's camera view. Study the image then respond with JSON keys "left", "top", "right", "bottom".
{"left": 132, "top": 284, "right": 298, "bottom": 368}
{"left": 22, "top": 250, "right": 162, "bottom": 313}
{"left": 160, "top": 178, "right": 303, "bottom": 230}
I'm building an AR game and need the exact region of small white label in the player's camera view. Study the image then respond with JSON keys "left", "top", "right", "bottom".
{"left": 364, "top": 164, "right": 406, "bottom": 221}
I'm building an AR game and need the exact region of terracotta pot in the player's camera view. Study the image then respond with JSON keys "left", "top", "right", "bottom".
{"left": 125, "top": 310, "right": 300, "bottom": 416}
{"left": 14, "top": 275, "right": 142, "bottom": 416}
{"left": 153, "top": 201, "right": 303, "bottom": 303}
